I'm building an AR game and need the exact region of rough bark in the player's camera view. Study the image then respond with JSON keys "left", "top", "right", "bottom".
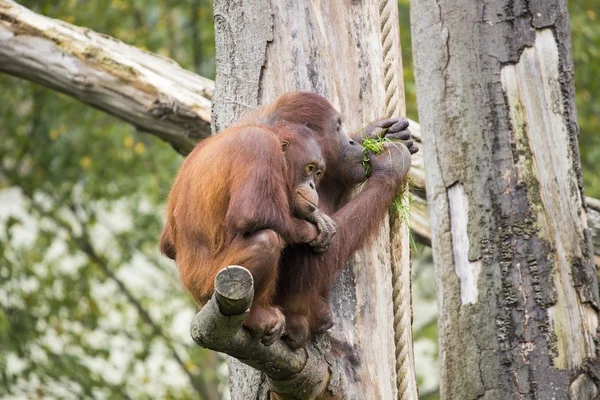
{"left": 211, "top": 1, "right": 415, "bottom": 398}
{"left": 190, "top": 266, "right": 329, "bottom": 400}
{"left": 0, "top": 0, "right": 212, "bottom": 154}
{"left": 411, "top": 0, "right": 599, "bottom": 399}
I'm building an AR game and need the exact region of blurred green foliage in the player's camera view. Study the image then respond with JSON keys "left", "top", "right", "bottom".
{"left": 570, "top": 1, "right": 600, "bottom": 198}
{"left": 0, "top": 1, "right": 598, "bottom": 399}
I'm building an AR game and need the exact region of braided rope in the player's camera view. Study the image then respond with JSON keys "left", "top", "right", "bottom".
{"left": 378, "top": 1, "right": 418, "bottom": 399}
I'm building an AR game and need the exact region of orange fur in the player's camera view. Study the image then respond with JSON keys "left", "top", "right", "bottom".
{"left": 161, "top": 92, "right": 412, "bottom": 348}
{"left": 246, "top": 92, "right": 412, "bottom": 348}
{"left": 160, "top": 120, "right": 325, "bottom": 343}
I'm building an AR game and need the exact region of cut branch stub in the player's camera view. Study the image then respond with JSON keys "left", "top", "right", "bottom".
{"left": 214, "top": 265, "right": 255, "bottom": 316}
{"left": 190, "top": 266, "right": 251, "bottom": 349}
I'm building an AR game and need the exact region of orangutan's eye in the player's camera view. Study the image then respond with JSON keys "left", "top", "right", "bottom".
{"left": 305, "top": 164, "right": 316, "bottom": 175}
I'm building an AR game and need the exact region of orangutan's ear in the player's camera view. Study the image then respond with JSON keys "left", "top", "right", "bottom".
{"left": 282, "top": 140, "right": 290, "bottom": 152}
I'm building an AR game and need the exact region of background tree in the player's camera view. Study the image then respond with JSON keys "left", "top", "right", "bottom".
{"left": 411, "top": 0, "right": 599, "bottom": 399}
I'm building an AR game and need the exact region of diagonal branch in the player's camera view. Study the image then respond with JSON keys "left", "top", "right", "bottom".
{"left": 0, "top": 0, "right": 212, "bottom": 154}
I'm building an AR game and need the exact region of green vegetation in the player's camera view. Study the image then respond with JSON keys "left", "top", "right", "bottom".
{"left": 361, "top": 135, "right": 393, "bottom": 177}
{"left": 570, "top": 2, "right": 600, "bottom": 198}
{"left": 361, "top": 135, "right": 411, "bottom": 221}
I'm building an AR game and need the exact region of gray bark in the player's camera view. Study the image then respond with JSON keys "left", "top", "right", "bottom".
{"left": 0, "top": 0, "right": 213, "bottom": 154}
{"left": 411, "top": 0, "right": 600, "bottom": 398}
{"left": 212, "top": 1, "right": 415, "bottom": 398}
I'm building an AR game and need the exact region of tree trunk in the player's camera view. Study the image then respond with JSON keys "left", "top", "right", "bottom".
{"left": 212, "top": 1, "right": 416, "bottom": 398}
{"left": 411, "top": 0, "right": 599, "bottom": 398}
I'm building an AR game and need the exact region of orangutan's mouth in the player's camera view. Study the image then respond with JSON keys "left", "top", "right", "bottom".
{"left": 297, "top": 192, "right": 317, "bottom": 210}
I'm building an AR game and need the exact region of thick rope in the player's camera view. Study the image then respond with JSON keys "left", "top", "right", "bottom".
{"left": 378, "top": 1, "right": 418, "bottom": 399}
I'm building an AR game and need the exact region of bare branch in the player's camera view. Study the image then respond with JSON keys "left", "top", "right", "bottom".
{"left": 0, "top": 0, "right": 213, "bottom": 154}
{"left": 587, "top": 197, "right": 600, "bottom": 213}
{"left": 191, "top": 266, "right": 331, "bottom": 399}
{"left": 588, "top": 203, "right": 600, "bottom": 267}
